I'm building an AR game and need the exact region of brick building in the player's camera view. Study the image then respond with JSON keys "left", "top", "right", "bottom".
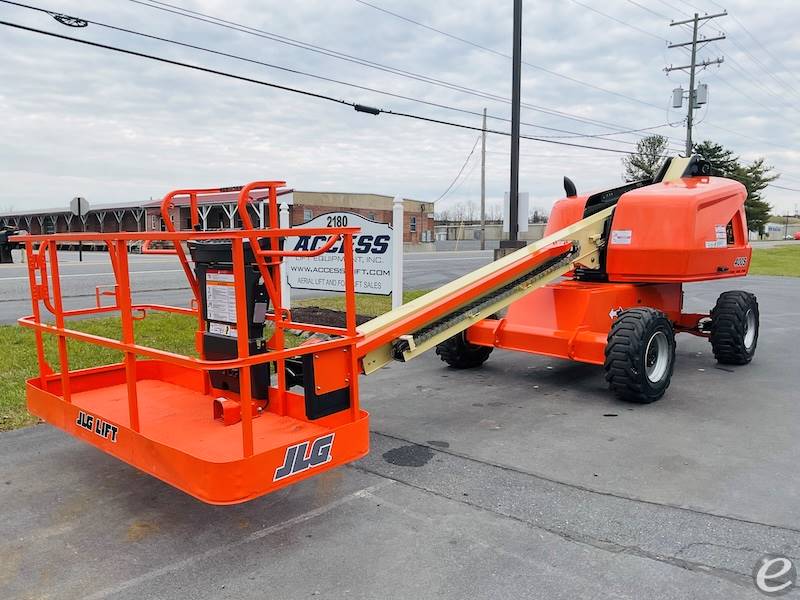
{"left": 0, "top": 189, "right": 435, "bottom": 245}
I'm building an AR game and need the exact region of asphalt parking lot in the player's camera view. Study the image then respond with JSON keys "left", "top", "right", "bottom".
{"left": 1, "top": 275, "right": 799, "bottom": 599}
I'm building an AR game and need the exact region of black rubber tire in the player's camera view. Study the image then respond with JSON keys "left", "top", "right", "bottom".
{"left": 604, "top": 308, "right": 676, "bottom": 404}
{"left": 435, "top": 331, "right": 493, "bottom": 369}
{"left": 709, "top": 291, "right": 759, "bottom": 365}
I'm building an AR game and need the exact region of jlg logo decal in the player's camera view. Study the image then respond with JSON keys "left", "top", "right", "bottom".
{"left": 274, "top": 434, "right": 334, "bottom": 481}
{"left": 75, "top": 410, "right": 119, "bottom": 443}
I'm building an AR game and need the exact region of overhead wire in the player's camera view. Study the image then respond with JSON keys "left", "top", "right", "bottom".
{"left": 433, "top": 136, "right": 481, "bottom": 204}
{"left": 122, "top": 0, "right": 682, "bottom": 142}
{"left": 434, "top": 136, "right": 481, "bottom": 203}
{"left": 0, "top": 0, "right": 684, "bottom": 147}
{"left": 0, "top": 18, "right": 668, "bottom": 157}
{"left": 566, "top": 0, "right": 669, "bottom": 42}
{"left": 353, "top": 0, "right": 670, "bottom": 114}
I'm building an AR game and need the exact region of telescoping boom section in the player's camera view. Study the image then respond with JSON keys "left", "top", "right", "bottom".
{"left": 355, "top": 206, "right": 613, "bottom": 373}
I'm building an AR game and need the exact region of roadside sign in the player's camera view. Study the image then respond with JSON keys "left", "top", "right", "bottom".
{"left": 70, "top": 197, "right": 89, "bottom": 216}
{"left": 284, "top": 212, "right": 393, "bottom": 296}
{"left": 70, "top": 197, "right": 89, "bottom": 262}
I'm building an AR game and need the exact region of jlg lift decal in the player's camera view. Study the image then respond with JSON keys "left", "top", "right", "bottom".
{"left": 274, "top": 434, "right": 334, "bottom": 481}
{"left": 75, "top": 410, "right": 119, "bottom": 443}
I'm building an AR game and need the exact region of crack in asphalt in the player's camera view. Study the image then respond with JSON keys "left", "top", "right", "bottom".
{"left": 352, "top": 430, "right": 800, "bottom": 592}
{"left": 370, "top": 430, "right": 800, "bottom": 536}
{"left": 352, "top": 461, "right": 755, "bottom": 589}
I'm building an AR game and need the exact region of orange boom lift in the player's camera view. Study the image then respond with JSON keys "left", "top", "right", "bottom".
{"left": 15, "top": 156, "right": 759, "bottom": 504}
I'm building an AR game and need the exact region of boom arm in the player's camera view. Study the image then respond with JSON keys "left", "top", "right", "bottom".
{"left": 356, "top": 205, "right": 614, "bottom": 374}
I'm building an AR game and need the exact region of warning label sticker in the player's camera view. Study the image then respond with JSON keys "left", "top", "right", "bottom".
{"left": 610, "top": 230, "right": 633, "bottom": 245}
{"left": 206, "top": 270, "right": 237, "bottom": 323}
{"left": 715, "top": 224, "right": 728, "bottom": 248}
{"left": 209, "top": 322, "right": 237, "bottom": 337}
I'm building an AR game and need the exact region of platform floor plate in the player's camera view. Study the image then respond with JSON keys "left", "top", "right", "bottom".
{"left": 26, "top": 361, "right": 370, "bottom": 504}
{"left": 71, "top": 379, "right": 328, "bottom": 462}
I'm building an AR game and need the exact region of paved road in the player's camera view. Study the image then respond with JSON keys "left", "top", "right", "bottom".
{"left": 0, "top": 250, "right": 493, "bottom": 324}
{"left": 2, "top": 275, "right": 799, "bottom": 599}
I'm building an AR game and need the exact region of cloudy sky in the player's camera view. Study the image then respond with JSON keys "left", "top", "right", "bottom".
{"left": 1, "top": 0, "right": 798, "bottom": 217}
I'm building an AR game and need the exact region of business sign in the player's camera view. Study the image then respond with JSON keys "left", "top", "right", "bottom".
{"left": 284, "top": 212, "right": 393, "bottom": 296}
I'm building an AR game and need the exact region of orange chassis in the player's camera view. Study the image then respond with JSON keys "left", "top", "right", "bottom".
{"left": 467, "top": 280, "right": 706, "bottom": 366}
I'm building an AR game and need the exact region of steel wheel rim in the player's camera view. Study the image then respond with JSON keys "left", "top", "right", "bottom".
{"left": 645, "top": 331, "right": 669, "bottom": 383}
{"left": 744, "top": 308, "right": 756, "bottom": 350}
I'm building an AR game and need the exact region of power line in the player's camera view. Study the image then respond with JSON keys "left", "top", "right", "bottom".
{"left": 625, "top": 0, "right": 670, "bottom": 20}
{"left": 715, "top": 50, "right": 800, "bottom": 116}
{"left": 124, "top": 0, "right": 680, "bottom": 142}
{"left": 434, "top": 136, "right": 481, "bottom": 203}
{"left": 567, "top": 0, "right": 669, "bottom": 42}
{"left": 0, "top": 18, "right": 661, "bottom": 157}
{"left": 0, "top": 0, "right": 682, "bottom": 147}
{"left": 726, "top": 35, "right": 800, "bottom": 99}
{"left": 678, "top": 0, "right": 800, "bottom": 96}
{"left": 702, "top": 121, "right": 797, "bottom": 153}
{"left": 768, "top": 184, "right": 800, "bottom": 193}
{"left": 727, "top": 12, "right": 800, "bottom": 94}
{"left": 353, "top": 0, "right": 669, "bottom": 114}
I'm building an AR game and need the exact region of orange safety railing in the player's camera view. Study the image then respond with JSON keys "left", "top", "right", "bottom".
{"left": 13, "top": 183, "right": 363, "bottom": 459}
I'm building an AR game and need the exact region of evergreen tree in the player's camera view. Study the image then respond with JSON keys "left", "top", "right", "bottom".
{"left": 622, "top": 135, "right": 669, "bottom": 181}
{"left": 736, "top": 158, "right": 777, "bottom": 236}
{"left": 693, "top": 140, "right": 776, "bottom": 236}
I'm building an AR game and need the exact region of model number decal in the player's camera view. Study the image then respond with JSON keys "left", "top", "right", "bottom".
{"left": 76, "top": 410, "right": 119, "bottom": 443}
{"left": 274, "top": 434, "right": 334, "bottom": 481}
{"left": 734, "top": 256, "right": 748, "bottom": 267}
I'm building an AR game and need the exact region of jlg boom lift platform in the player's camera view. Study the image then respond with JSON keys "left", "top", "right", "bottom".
{"left": 15, "top": 156, "right": 760, "bottom": 504}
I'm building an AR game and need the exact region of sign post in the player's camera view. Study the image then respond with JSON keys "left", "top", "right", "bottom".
{"left": 70, "top": 196, "right": 89, "bottom": 262}
{"left": 392, "top": 197, "right": 404, "bottom": 309}
{"left": 279, "top": 201, "right": 292, "bottom": 307}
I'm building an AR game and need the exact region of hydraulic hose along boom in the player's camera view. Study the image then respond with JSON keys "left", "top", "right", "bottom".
{"left": 356, "top": 205, "right": 613, "bottom": 373}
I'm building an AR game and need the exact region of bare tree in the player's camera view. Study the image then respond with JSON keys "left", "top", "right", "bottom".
{"left": 463, "top": 200, "right": 477, "bottom": 223}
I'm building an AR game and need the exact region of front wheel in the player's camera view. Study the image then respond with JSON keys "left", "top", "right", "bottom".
{"left": 435, "top": 330, "right": 493, "bottom": 369}
{"left": 604, "top": 308, "right": 676, "bottom": 404}
{"left": 710, "top": 291, "right": 759, "bottom": 365}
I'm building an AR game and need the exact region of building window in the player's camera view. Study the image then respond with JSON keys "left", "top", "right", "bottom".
{"left": 410, "top": 216, "right": 417, "bottom": 232}
{"left": 368, "top": 212, "right": 376, "bottom": 221}
{"left": 303, "top": 208, "right": 313, "bottom": 221}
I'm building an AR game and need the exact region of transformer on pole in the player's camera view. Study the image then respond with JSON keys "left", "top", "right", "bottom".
{"left": 664, "top": 11, "right": 726, "bottom": 156}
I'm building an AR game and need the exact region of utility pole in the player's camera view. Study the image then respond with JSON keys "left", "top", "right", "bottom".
{"left": 665, "top": 11, "right": 726, "bottom": 156}
{"left": 497, "top": 0, "right": 525, "bottom": 258}
{"left": 480, "top": 107, "right": 486, "bottom": 251}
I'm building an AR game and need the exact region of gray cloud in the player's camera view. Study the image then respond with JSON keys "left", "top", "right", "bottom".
{"left": 0, "top": 0, "right": 797, "bottom": 216}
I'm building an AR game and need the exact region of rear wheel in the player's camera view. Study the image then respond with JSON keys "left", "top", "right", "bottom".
{"left": 436, "top": 330, "right": 493, "bottom": 369}
{"left": 710, "top": 291, "right": 759, "bottom": 365}
{"left": 604, "top": 308, "right": 676, "bottom": 403}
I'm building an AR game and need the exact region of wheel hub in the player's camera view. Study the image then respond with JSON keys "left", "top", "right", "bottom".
{"left": 645, "top": 331, "right": 669, "bottom": 383}
{"left": 743, "top": 308, "right": 756, "bottom": 350}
